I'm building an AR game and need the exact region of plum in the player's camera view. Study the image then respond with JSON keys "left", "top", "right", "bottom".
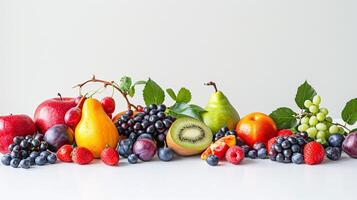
{"left": 44, "top": 124, "right": 74, "bottom": 152}
{"left": 133, "top": 138, "right": 156, "bottom": 161}
{"left": 342, "top": 132, "right": 357, "bottom": 158}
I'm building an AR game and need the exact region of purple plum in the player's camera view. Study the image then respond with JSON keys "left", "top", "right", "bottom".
{"left": 133, "top": 138, "right": 156, "bottom": 161}
{"left": 44, "top": 124, "right": 74, "bottom": 152}
{"left": 342, "top": 132, "right": 357, "bottom": 158}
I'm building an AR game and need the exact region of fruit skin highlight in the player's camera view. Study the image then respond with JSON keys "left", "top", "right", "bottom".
{"left": 75, "top": 98, "right": 119, "bottom": 158}
{"left": 236, "top": 112, "right": 278, "bottom": 147}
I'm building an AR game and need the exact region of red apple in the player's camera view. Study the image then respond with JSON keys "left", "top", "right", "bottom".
{"left": 236, "top": 112, "right": 278, "bottom": 147}
{"left": 0, "top": 114, "right": 37, "bottom": 153}
{"left": 34, "top": 97, "right": 76, "bottom": 134}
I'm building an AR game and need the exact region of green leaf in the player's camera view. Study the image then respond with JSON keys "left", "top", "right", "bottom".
{"left": 168, "top": 103, "right": 205, "bottom": 120}
{"left": 119, "top": 76, "right": 132, "bottom": 92}
{"left": 189, "top": 104, "right": 206, "bottom": 114}
{"left": 176, "top": 87, "right": 192, "bottom": 103}
{"left": 341, "top": 98, "right": 357, "bottom": 125}
{"left": 143, "top": 78, "right": 165, "bottom": 106}
{"left": 128, "top": 86, "right": 135, "bottom": 97}
{"left": 166, "top": 88, "right": 177, "bottom": 101}
{"left": 133, "top": 80, "right": 146, "bottom": 86}
{"left": 295, "top": 81, "right": 317, "bottom": 109}
{"left": 269, "top": 107, "right": 298, "bottom": 129}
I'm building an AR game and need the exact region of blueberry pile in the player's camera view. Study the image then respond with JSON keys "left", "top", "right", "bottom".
{"left": 325, "top": 134, "right": 344, "bottom": 161}
{"left": 269, "top": 133, "right": 308, "bottom": 164}
{"left": 213, "top": 127, "right": 237, "bottom": 142}
{"left": 114, "top": 104, "right": 175, "bottom": 148}
{"left": 238, "top": 142, "right": 268, "bottom": 159}
{"left": 0, "top": 134, "right": 57, "bottom": 169}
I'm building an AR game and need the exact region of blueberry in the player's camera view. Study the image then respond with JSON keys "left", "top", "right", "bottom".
{"left": 8, "top": 143, "right": 16, "bottom": 151}
{"left": 20, "top": 150, "right": 28, "bottom": 159}
{"left": 214, "top": 132, "right": 224, "bottom": 141}
{"left": 220, "top": 127, "right": 229, "bottom": 133}
{"left": 129, "top": 132, "right": 137, "bottom": 141}
{"left": 257, "top": 148, "right": 267, "bottom": 159}
{"left": 253, "top": 142, "right": 266, "bottom": 150}
{"left": 47, "top": 154, "right": 57, "bottom": 164}
{"left": 298, "top": 132, "right": 308, "bottom": 139}
{"left": 292, "top": 153, "right": 304, "bottom": 164}
{"left": 283, "top": 149, "right": 292, "bottom": 158}
{"left": 35, "top": 156, "right": 47, "bottom": 166}
{"left": 276, "top": 153, "right": 284, "bottom": 163}
{"left": 127, "top": 119, "right": 135, "bottom": 127}
{"left": 158, "top": 148, "right": 174, "bottom": 162}
{"left": 248, "top": 150, "right": 257, "bottom": 159}
{"left": 288, "top": 137, "right": 298, "bottom": 145}
{"left": 10, "top": 158, "right": 20, "bottom": 168}
{"left": 273, "top": 144, "right": 283, "bottom": 153}
{"left": 149, "top": 115, "right": 159, "bottom": 123}
{"left": 225, "top": 130, "right": 236, "bottom": 136}
{"left": 1, "top": 154, "right": 12, "bottom": 166}
{"left": 328, "top": 134, "right": 344, "bottom": 148}
{"left": 241, "top": 145, "right": 250, "bottom": 156}
{"left": 141, "top": 120, "right": 150, "bottom": 129}
{"left": 206, "top": 155, "right": 219, "bottom": 166}
{"left": 27, "top": 157, "right": 35, "bottom": 165}
{"left": 40, "top": 151, "right": 50, "bottom": 158}
{"left": 34, "top": 134, "right": 44, "bottom": 141}
{"left": 269, "top": 149, "right": 277, "bottom": 157}
{"left": 276, "top": 137, "right": 284, "bottom": 144}
{"left": 39, "top": 142, "right": 48, "bottom": 151}
{"left": 291, "top": 144, "right": 301, "bottom": 153}
{"left": 13, "top": 136, "right": 23, "bottom": 144}
{"left": 269, "top": 155, "right": 276, "bottom": 161}
{"left": 12, "top": 145, "right": 21, "bottom": 152}
{"left": 133, "top": 117, "right": 142, "bottom": 123}
{"left": 25, "top": 135, "right": 32, "bottom": 140}
{"left": 157, "top": 112, "right": 166, "bottom": 119}
{"left": 297, "top": 137, "right": 306, "bottom": 146}
{"left": 146, "top": 125, "right": 155, "bottom": 134}
{"left": 281, "top": 140, "right": 291, "bottom": 149}
{"left": 149, "top": 109, "right": 157, "bottom": 115}
{"left": 283, "top": 157, "right": 291, "bottom": 163}
{"left": 149, "top": 104, "right": 158, "bottom": 110}
{"left": 325, "top": 147, "right": 342, "bottom": 161}
{"left": 128, "top": 154, "right": 138, "bottom": 164}
{"left": 117, "top": 139, "right": 133, "bottom": 158}
{"left": 157, "top": 104, "right": 166, "bottom": 112}
{"left": 163, "top": 119, "right": 173, "bottom": 128}
{"left": 29, "top": 151, "right": 40, "bottom": 159}
{"left": 10, "top": 150, "right": 20, "bottom": 159}
{"left": 144, "top": 107, "right": 150, "bottom": 114}
{"left": 20, "top": 140, "right": 28, "bottom": 149}
{"left": 30, "top": 139, "right": 40, "bottom": 148}
{"left": 155, "top": 121, "right": 164, "bottom": 129}
{"left": 19, "top": 159, "right": 31, "bottom": 169}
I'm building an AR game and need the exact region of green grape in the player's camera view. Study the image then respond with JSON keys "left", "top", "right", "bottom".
{"left": 309, "top": 105, "right": 319, "bottom": 114}
{"left": 316, "top": 131, "right": 327, "bottom": 139}
{"left": 329, "top": 125, "right": 339, "bottom": 134}
{"left": 301, "top": 116, "right": 309, "bottom": 124}
{"left": 320, "top": 107, "right": 329, "bottom": 115}
{"left": 313, "top": 95, "right": 321, "bottom": 105}
{"left": 309, "top": 116, "right": 318, "bottom": 126}
{"left": 306, "top": 127, "right": 318, "bottom": 138}
{"left": 338, "top": 127, "right": 345, "bottom": 134}
{"left": 298, "top": 124, "right": 309, "bottom": 132}
{"left": 304, "top": 100, "right": 313, "bottom": 108}
{"left": 316, "top": 113, "right": 325, "bottom": 121}
{"left": 316, "top": 138, "right": 327, "bottom": 145}
{"left": 316, "top": 123, "right": 327, "bottom": 131}
{"left": 325, "top": 116, "right": 333, "bottom": 123}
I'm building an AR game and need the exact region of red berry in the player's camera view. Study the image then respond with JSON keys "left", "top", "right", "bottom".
{"left": 64, "top": 107, "right": 82, "bottom": 127}
{"left": 278, "top": 129, "right": 293, "bottom": 136}
{"left": 304, "top": 141, "right": 325, "bottom": 165}
{"left": 72, "top": 147, "right": 94, "bottom": 165}
{"left": 225, "top": 146, "right": 244, "bottom": 165}
{"left": 101, "top": 97, "right": 116, "bottom": 114}
{"left": 57, "top": 145, "right": 73, "bottom": 162}
{"left": 101, "top": 146, "right": 119, "bottom": 166}
{"left": 267, "top": 136, "right": 277, "bottom": 152}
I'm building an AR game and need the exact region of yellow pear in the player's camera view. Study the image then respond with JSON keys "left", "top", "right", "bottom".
{"left": 75, "top": 98, "right": 119, "bottom": 158}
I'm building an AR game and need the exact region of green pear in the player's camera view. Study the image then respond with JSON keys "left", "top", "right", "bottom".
{"left": 202, "top": 82, "right": 240, "bottom": 133}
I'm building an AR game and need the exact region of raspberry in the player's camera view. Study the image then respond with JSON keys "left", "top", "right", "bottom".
{"left": 225, "top": 146, "right": 244, "bottom": 165}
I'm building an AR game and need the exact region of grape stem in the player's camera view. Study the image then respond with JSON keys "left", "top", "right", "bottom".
{"left": 73, "top": 75, "right": 138, "bottom": 111}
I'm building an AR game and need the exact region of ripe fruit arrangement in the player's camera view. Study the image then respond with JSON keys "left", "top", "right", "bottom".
{"left": 0, "top": 77, "right": 356, "bottom": 169}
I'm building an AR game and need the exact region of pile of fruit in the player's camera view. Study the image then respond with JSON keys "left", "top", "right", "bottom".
{"left": 0, "top": 76, "right": 356, "bottom": 169}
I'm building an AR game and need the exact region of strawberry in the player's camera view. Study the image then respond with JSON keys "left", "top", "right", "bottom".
{"left": 101, "top": 146, "right": 119, "bottom": 166}
{"left": 267, "top": 136, "right": 277, "bottom": 152}
{"left": 56, "top": 145, "right": 73, "bottom": 162}
{"left": 72, "top": 147, "right": 94, "bottom": 165}
{"left": 278, "top": 129, "right": 293, "bottom": 136}
{"left": 304, "top": 141, "right": 325, "bottom": 165}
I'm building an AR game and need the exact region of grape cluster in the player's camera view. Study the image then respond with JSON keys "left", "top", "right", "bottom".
{"left": 269, "top": 133, "right": 308, "bottom": 164}
{"left": 1, "top": 134, "right": 57, "bottom": 169}
{"left": 297, "top": 95, "right": 344, "bottom": 144}
{"left": 114, "top": 104, "right": 175, "bottom": 149}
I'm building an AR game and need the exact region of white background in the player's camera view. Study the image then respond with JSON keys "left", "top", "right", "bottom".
{"left": 0, "top": 0, "right": 356, "bottom": 118}
{"left": 1, "top": 1, "right": 357, "bottom": 200}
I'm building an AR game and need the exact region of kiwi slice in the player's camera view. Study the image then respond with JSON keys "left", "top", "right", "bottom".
{"left": 167, "top": 117, "right": 213, "bottom": 156}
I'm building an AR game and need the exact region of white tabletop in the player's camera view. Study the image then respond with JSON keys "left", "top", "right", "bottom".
{"left": 1, "top": 153, "right": 356, "bottom": 200}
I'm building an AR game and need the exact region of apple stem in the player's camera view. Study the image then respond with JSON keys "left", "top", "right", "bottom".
{"left": 74, "top": 75, "right": 138, "bottom": 111}
{"left": 57, "top": 93, "right": 63, "bottom": 101}
{"left": 204, "top": 81, "right": 218, "bottom": 92}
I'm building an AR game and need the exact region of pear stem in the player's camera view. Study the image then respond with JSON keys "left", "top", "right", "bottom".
{"left": 73, "top": 75, "right": 138, "bottom": 111}
{"left": 204, "top": 81, "right": 218, "bottom": 92}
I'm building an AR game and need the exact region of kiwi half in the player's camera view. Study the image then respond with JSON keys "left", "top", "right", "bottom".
{"left": 166, "top": 117, "right": 213, "bottom": 156}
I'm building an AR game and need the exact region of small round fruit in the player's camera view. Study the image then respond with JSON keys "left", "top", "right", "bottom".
{"left": 35, "top": 156, "right": 47, "bottom": 166}
{"left": 329, "top": 125, "right": 339, "bottom": 134}
{"left": 312, "top": 95, "right": 321, "bottom": 105}
{"left": 316, "top": 131, "right": 327, "bottom": 140}
{"left": 309, "top": 116, "right": 318, "bottom": 126}
{"left": 301, "top": 117, "right": 309, "bottom": 125}
{"left": 56, "top": 144, "right": 73, "bottom": 162}
{"left": 10, "top": 158, "right": 20, "bottom": 168}
{"left": 292, "top": 153, "right": 304, "bottom": 164}
{"left": 309, "top": 105, "right": 319, "bottom": 114}
{"left": 158, "top": 148, "right": 174, "bottom": 162}
{"left": 306, "top": 127, "right": 318, "bottom": 138}
{"left": 47, "top": 154, "right": 57, "bottom": 164}
{"left": 304, "top": 100, "right": 313, "bottom": 108}
{"left": 225, "top": 146, "right": 244, "bottom": 165}
{"left": 328, "top": 134, "right": 344, "bottom": 147}
{"left": 253, "top": 142, "right": 266, "bottom": 150}
{"left": 1, "top": 154, "right": 12, "bottom": 166}
{"left": 128, "top": 154, "right": 138, "bottom": 164}
{"left": 44, "top": 124, "right": 74, "bottom": 152}
{"left": 101, "top": 147, "right": 119, "bottom": 166}
{"left": 257, "top": 148, "right": 267, "bottom": 159}
{"left": 325, "top": 147, "right": 341, "bottom": 161}
{"left": 64, "top": 107, "right": 82, "bottom": 127}
{"left": 101, "top": 97, "right": 116, "bottom": 114}
{"left": 19, "top": 159, "right": 31, "bottom": 169}
{"left": 206, "top": 155, "right": 219, "bottom": 166}
{"left": 320, "top": 108, "right": 329, "bottom": 115}
{"left": 316, "top": 123, "right": 327, "bottom": 131}
{"left": 248, "top": 150, "right": 257, "bottom": 159}
{"left": 133, "top": 138, "right": 157, "bottom": 161}
{"left": 316, "top": 113, "right": 325, "bottom": 122}
{"left": 298, "top": 124, "right": 309, "bottom": 132}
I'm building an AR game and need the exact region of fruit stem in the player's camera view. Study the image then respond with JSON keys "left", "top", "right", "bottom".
{"left": 325, "top": 120, "right": 351, "bottom": 133}
{"left": 204, "top": 81, "right": 218, "bottom": 92}
{"left": 57, "top": 93, "right": 63, "bottom": 101}
{"left": 74, "top": 75, "right": 138, "bottom": 111}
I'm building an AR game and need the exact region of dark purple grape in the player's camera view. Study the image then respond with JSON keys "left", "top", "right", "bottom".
{"left": 155, "top": 121, "right": 164, "bottom": 129}
{"left": 146, "top": 125, "right": 155, "bottom": 134}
